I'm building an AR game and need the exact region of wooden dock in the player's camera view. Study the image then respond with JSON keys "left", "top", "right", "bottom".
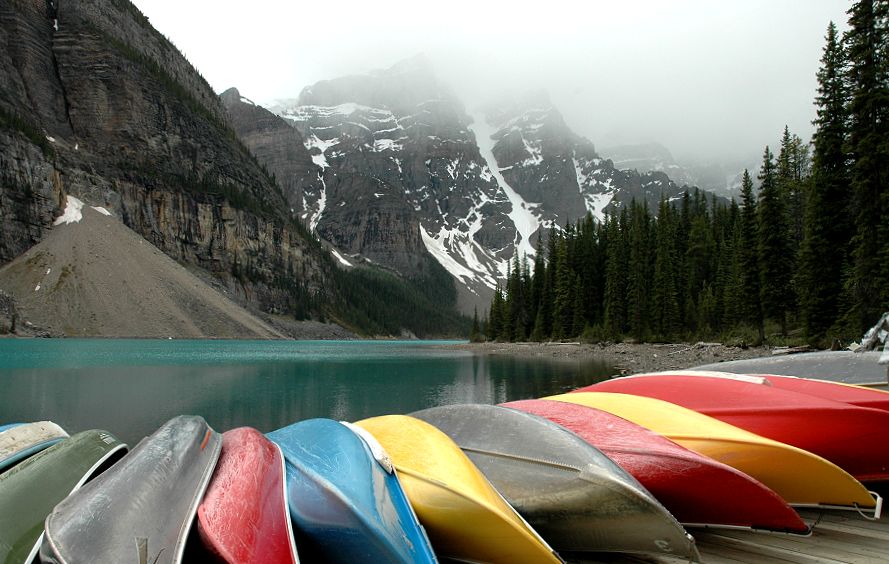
{"left": 577, "top": 498, "right": 889, "bottom": 563}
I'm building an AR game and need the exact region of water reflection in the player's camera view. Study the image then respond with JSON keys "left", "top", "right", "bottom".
{"left": 0, "top": 340, "right": 614, "bottom": 444}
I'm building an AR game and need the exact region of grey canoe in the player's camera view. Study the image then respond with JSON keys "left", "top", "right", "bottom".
{"left": 412, "top": 404, "right": 699, "bottom": 561}
{"left": 0, "top": 429, "right": 127, "bottom": 564}
{"left": 0, "top": 421, "right": 69, "bottom": 474}
{"left": 41, "top": 415, "right": 222, "bottom": 564}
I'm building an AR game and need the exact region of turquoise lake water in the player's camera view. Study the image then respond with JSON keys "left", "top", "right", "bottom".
{"left": 0, "top": 339, "right": 614, "bottom": 445}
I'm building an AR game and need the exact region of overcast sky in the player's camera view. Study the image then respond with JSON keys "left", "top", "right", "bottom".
{"left": 132, "top": 0, "right": 849, "bottom": 164}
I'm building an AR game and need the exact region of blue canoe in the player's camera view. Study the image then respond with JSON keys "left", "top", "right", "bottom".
{"left": 268, "top": 418, "right": 437, "bottom": 564}
{"left": 0, "top": 421, "right": 69, "bottom": 474}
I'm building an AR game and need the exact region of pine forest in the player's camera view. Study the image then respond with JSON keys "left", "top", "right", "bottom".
{"left": 482, "top": 2, "right": 889, "bottom": 347}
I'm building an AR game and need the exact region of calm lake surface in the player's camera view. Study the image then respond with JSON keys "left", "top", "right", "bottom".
{"left": 0, "top": 339, "right": 614, "bottom": 445}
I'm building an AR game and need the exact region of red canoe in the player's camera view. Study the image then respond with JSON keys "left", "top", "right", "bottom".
{"left": 502, "top": 399, "right": 809, "bottom": 534}
{"left": 197, "top": 427, "right": 299, "bottom": 564}
{"left": 584, "top": 373, "right": 889, "bottom": 482}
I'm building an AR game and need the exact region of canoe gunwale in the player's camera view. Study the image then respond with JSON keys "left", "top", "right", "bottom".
{"left": 681, "top": 522, "right": 812, "bottom": 537}
{"left": 273, "top": 442, "right": 301, "bottom": 563}
{"left": 790, "top": 491, "right": 883, "bottom": 520}
{"left": 173, "top": 433, "right": 222, "bottom": 563}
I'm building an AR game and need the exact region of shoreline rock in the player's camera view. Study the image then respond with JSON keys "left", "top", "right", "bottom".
{"left": 447, "top": 341, "right": 772, "bottom": 376}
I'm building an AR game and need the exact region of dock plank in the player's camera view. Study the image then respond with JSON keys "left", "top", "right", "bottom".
{"left": 571, "top": 509, "right": 889, "bottom": 564}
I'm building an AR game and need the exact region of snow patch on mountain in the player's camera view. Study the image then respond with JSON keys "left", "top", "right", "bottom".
{"left": 469, "top": 113, "right": 541, "bottom": 260}
{"left": 421, "top": 226, "right": 479, "bottom": 284}
{"left": 305, "top": 134, "right": 337, "bottom": 169}
{"left": 310, "top": 174, "right": 326, "bottom": 232}
{"left": 584, "top": 193, "right": 614, "bottom": 222}
{"left": 54, "top": 196, "right": 84, "bottom": 225}
{"left": 330, "top": 247, "right": 352, "bottom": 267}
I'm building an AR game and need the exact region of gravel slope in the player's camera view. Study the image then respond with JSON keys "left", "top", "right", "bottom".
{"left": 0, "top": 204, "right": 285, "bottom": 338}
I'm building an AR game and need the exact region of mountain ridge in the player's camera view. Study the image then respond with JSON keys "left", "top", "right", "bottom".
{"left": 246, "top": 59, "right": 717, "bottom": 313}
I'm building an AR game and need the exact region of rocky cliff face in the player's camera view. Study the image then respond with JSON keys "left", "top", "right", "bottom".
{"left": 252, "top": 73, "right": 706, "bottom": 312}
{"left": 0, "top": 0, "right": 328, "bottom": 316}
{"left": 269, "top": 59, "right": 518, "bottom": 309}
{"left": 479, "top": 93, "right": 695, "bottom": 229}
{"left": 220, "top": 87, "right": 323, "bottom": 221}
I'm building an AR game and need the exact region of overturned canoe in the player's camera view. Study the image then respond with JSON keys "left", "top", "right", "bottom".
{"left": 0, "top": 421, "right": 68, "bottom": 474}
{"left": 739, "top": 372, "right": 889, "bottom": 413}
{"left": 0, "top": 429, "right": 126, "bottom": 564}
{"left": 356, "top": 414, "right": 562, "bottom": 564}
{"left": 504, "top": 398, "right": 809, "bottom": 534}
{"left": 412, "top": 404, "right": 699, "bottom": 560}
{"left": 585, "top": 372, "right": 889, "bottom": 483}
{"left": 197, "top": 427, "right": 299, "bottom": 564}
{"left": 41, "top": 416, "right": 221, "bottom": 564}
{"left": 548, "top": 392, "right": 881, "bottom": 517}
{"left": 267, "top": 418, "right": 436, "bottom": 564}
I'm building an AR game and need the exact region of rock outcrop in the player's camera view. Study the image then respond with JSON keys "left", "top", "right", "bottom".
{"left": 0, "top": 0, "right": 328, "bottom": 320}
{"left": 220, "top": 87, "right": 322, "bottom": 220}
{"left": 480, "top": 92, "right": 698, "bottom": 228}
{"left": 0, "top": 202, "right": 286, "bottom": 338}
{"left": 269, "top": 59, "right": 517, "bottom": 311}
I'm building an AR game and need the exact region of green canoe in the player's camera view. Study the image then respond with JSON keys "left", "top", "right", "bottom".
{"left": 0, "top": 430, "right": 127, "bottom": 564}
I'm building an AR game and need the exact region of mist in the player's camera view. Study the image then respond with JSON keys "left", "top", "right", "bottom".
{"left": 132, "top": 0, "right": 849, "bottom": 165}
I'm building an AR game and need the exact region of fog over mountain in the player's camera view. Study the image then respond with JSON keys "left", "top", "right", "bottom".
{"left": 132, "top": 0, "right": 848, "bottom": 166}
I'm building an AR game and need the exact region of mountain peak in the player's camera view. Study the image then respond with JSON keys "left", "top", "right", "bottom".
{"left": 375, "top": 53, "right": 433, "bottom": 77}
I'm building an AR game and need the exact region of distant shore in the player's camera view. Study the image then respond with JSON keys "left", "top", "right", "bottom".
{"left": 447, "top": 341, "right": 772, "bottom": 376}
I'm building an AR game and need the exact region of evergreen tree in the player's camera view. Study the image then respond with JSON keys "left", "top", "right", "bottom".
{"left": 697, "top": 284, "right": 717, "bottom": 337}
{"left": 538, "top": 227, "right": 559, "bottom": 337}
{"left": 799, "top": 21, "right": 851, "bottom": 341}
{"left": 489, "top": 286, "right": 504, "bottom": 341}
{"left": 626, "top": 201, "right": 652, "bottom": 341}
{"left": 739, "top": 170, "right": 764, "bottom": 340}
{"left": 758, "top": 146, "right": 793, "bottom": 336}
{"left": 505, "top": 257, "right": 528, "bottom": 341}
{"left": 551, "top": 238, "right": 572, "bottom": 340}
{"left": 469, "top": 307, "right": 481, "bottom": 342}
{"left": 603, "top": 212, "right": 628, "bottom": 338}
{"left": 530, "top": 232, "right": 546, "bottom": 327}
{"left": 652, "top": 198, "right": 680, "bottom": 339}
{"left": 571, "top": 274, "right": 585, "bottom": 337}
{"left": 684, "top": 208, "right": 716, "bottom": 333}
{"left": 844, "top": 0, "right": 889, "bottom": 332}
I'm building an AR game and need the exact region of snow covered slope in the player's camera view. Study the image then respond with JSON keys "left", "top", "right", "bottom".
{"left": 269, "top": 60, "right": 518, "bottom": 309}
{"left": 248, "top": 61, "right": 711, "bottom": 313}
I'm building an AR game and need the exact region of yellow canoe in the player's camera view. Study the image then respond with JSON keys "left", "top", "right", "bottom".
{"left": 547, "top": 392, "right": 879, "bottom": 512}
{"left": 355, "top": 415, "right": 562, "bottom": 564}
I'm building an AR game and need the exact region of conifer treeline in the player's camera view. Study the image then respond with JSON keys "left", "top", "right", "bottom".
{"left": 485, "top": 1, "right": 889, "bottom": 346}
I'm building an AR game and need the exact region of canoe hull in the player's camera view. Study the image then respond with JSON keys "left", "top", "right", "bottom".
{"left": 586, "top": 373, "right": 889, "bottom": 482}
{"left": 41, "top": 416, "right": 221, "bottom": 564}
{"left": 267, "top": 418, "right": 435, "bottom": 564}
{"left": 549, "top": 392, "right": 879, "bottom": 514}
{"left": 197, "top": 427, "right": 298, "bottom": 564}
{"left": 504, "top": 398, "right": 809, "bottom": 534}
{"left": 0, "top": 430, "right": 126, "bottom": 564}
{"left": 357, "top": 414, "right": 563, "bottom": 564}
{"left": 752, "top": 373, "right": 889, "bottom": 414}
{"left": 413, "top": 404, "right": 699, "bottom": 559}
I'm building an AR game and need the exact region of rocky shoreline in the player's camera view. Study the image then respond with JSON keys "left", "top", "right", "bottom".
{"left": 449, "top": 341, "right": 773, "bottom": 376}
